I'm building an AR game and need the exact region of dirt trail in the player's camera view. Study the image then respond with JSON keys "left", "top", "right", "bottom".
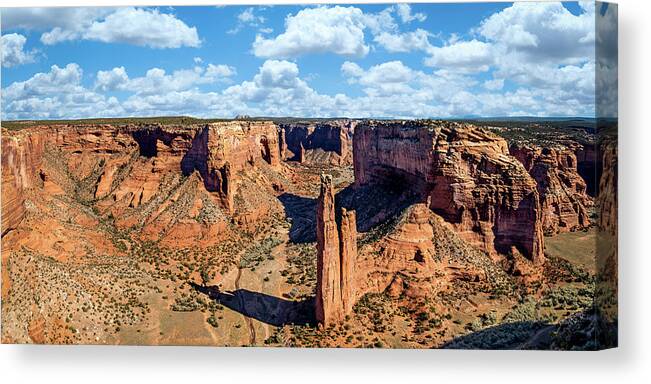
{"left": 235, "top": 267, "right": 256, "bottom": 346}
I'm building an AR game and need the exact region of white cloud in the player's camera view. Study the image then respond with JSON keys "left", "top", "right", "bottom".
{"left": 478, "top": 2, "right": 594, "bottom": 63}
{"left": 341, "top": 61, "right": 364, "bottom": 78}
{"left": 1, "top": 33, "right": 36, "bottom": 67}
{"left": 1, "top": 63, "right": 124, "bottom": 120}
{"left": 217, "top": 60, "right": 356, "bottom": 118}
{"left": 3, "top": 7, "right": 199, "bottom": 49}
{"left": 238, "top": 7, "right": 265, "bottom": 24}
{"left": 228, "top": 7, "right": 267, "bottom": 34}
{"left": 251, "top": 5, "right": 433, "bottom": 59}
{"left": 252, "top": 6, "right": 371, "bottom": 58}
{"left": 360, "top": 7, "right": 398, "bottom": 35}
{"left": 342, "top": 60, "right": 417, "bottom": 96}
{"left": 0, "top": 7, "right": 112, "bottom": 31}
{"left": 340, "top": 60, "right": 479, "bottom": 117}
{"left": 483, "top": 78, "right": 504, "bottom": 91}
{"left": 395, "top": 4, "right": 426, "bottom": 23}
{"left": 374, "top": 29, "right": 432, "bottom": 53}
{"left": 424, "top": 39, "right": 494, "bottom": 72}
{"left": 95, "top": 66, "right": 130, "bottom": 92}
{"left": 205, "top": 64, "right": 236, "bottom": 78}
{"left": 94, "top": 63, "right": 235, "bottom": 94}
{"left": 1, "top": 3, "right": 602, "bottom": 119}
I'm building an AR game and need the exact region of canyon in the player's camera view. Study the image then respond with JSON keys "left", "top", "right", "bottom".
{"left": 353, "top": 121, "right": 544, "bottom": 263}
{"left": 1, "top": 118, "right": 616, "bottom": 349}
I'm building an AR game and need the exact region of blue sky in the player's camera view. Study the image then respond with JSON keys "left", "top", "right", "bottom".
{"left": 0, "top": 2, "right": 615, "bottom": 119}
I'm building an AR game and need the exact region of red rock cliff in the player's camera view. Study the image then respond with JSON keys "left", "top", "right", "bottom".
{"left": 510, "top": 144, "right": 593, "bottom": 235}
{"left": 1, "top": 132, "right": 48, "bottom": 235}
{"left": 353, "top": 121, "right": 545, "bottom": 263}
{"left": 280, "top": 120, "right": 355, "bottom": 166}
{"left": 1, "top": 121, "right": 281, "bottom": 243}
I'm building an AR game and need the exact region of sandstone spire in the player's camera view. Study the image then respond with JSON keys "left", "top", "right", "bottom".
{"left": 298, "top": 142, "right": 305, "bottom": 163}
{"left": 316, "top": 174, "right": 342, "bottom": 325}
{"left": 339, "top": 208, "right": 357, "bottom": 315}
{"left": 315, "top": 174, "right": 357, "bottom": 326}
{"left": 278, "top": 127, "right": 287, "bottom": 160}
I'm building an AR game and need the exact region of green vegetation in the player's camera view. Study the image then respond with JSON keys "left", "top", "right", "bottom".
{"left": 1, "top": 116, "right": 237, "bottom": 131}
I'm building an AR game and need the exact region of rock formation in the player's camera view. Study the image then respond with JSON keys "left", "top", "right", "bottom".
{"left": 350, "top": 203, "right": 510, "bottom": 301}
{"left": 297, "top": 142, "right": 305, "bottom": 164}
{"left": 1, "top": 133, "right": 48, "bottom": 235}
{"left": 278, "top": 126, "right": 288, "bottom": 160}
{"left": 597, "top": 138, "right": 618, "bottom": 283}
{"left": 597, "top": 140, "right": 617, "bottom": 235}
{"left": 339, "top": 208, "right": 357, "bottom": 314}
{"left": 510, "top": 143, "right": 593, "bottom": 235}
{"left": 1, "top": 121, "right": 282, "bottom": 244}
{"left": 315, "top": 174, "right": 357, "bottom": 325}
{"left": 353, "top": 120, "right": 544, "bottom": 263}
{"left": 279, "top": 120, "right": 355, "bottom": 165}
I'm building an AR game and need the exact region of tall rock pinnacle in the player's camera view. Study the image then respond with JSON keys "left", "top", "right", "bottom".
{"left": 315, "top": 174, "right": 357, "bottom": 326}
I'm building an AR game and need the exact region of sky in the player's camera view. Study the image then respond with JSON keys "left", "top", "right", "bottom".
{"left": 0, "top": 2, "right": 616, "bottom": 120}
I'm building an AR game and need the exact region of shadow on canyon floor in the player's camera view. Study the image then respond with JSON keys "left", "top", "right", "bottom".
{"left": 441, "top": 321, "right": 555, "bottom": 350}
{"left": 278, "top": 193, "right": 317, "bottom": 243}
{"left": 191, "top": 283, "right": 315, "bottom": 327}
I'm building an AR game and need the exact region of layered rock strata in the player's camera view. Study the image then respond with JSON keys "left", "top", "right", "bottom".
{"left": 510, "top": 144, "right": 593, "bottom": 234}
{"left": 1, "top": 121, "right": 281, "bottom": 241}
{"left": 315, "top": 174, "right": 357, "bottom": 325}
{"left": 353, "top": 121, "right": 544, "bottom": 263}
{"left": 1, "top": 133, "right": 48, "bottom": 235}
{"left": 279, "top": 120, "right": 355, "bottom": 165}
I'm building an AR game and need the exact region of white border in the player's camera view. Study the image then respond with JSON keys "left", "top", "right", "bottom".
{"left": 2, "top": 1, "right": 649, "bottom": 383}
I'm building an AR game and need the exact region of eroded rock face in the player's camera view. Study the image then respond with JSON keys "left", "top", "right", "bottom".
{"left": 351, "top": 203, "right": 510, "bottom": 305}
{"left": 353, "top": 121, "right": 545, "bottom": 263}
{"left": 279, "top": 120, "right": 355, "bottom": 165}
{"left": 510, "top": 144, "right": 593, "bottom": 235}
{"left": 315, "top": 174, "right": 357, "bottom": 325}
{"left": 339, "top": 208, "right": 357, "bottom": 315}
{"left": 597, "top": 138, "right": 618, "bottom": 283}
{"left": 1, "top": 133, "right": 48, "bottom": 235}
{"left": 1, "top": 121, "right": 282, "bottom": 245}
{"left": 598, "top": 140, "right": 617, "bottom": 235}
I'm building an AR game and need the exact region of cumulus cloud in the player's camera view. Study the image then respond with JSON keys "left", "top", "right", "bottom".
{"left": 228, "top": 7, "right": 268, "bottom": 34}
{"left": 1, "top": 33, "right": 36, "bottom": 67}
{"left": 1, "top": 63, "right": 124, "bottom": 120}
{"left": 3, "top": 7, "right": 199, "bottom": 49}
{"left": 251, "top": 5, "right": 430, "bottom": 59}
{"left": 424, "top": 39, "right": 494, "bottom": 72}
{"left": 342, "top": 60, "right": 419, "bottom": 96}
{"left": 2, "top": 2, "right": 603, "bottom": 119}
{"left": 252, "top": 6, "right": 371, "bottom": 59}
{"left": 95, "top": 63, "right": 235, "bottom": 94}
{"left": 395, "top": 4, "right": 426, "bottom": 23}
{"left": 374, "top": 29, "right": 432, "bottom": 53}
{"left": 0, "top": 7, "right": 112, "bottom": 31}
{"left": 478, "top": 2, "right": 595, "bottom": 63}
{"left": 483, "top": 78, "right": 504, "bottom": 91}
